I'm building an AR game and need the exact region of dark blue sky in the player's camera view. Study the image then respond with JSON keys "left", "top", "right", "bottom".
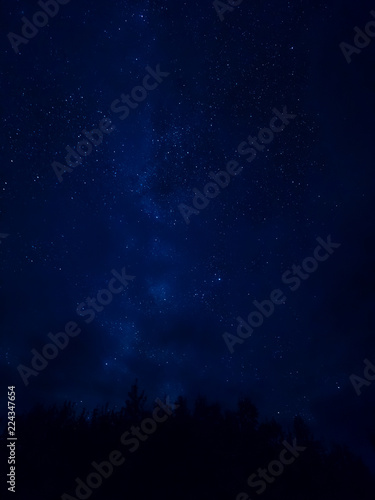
{"left": 1, "top": 0, "right": 375, "bottom": 472}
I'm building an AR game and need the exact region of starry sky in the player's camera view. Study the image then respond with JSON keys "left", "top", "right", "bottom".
{"left": 1, "top": 0, "right": 375, "bottom": 471}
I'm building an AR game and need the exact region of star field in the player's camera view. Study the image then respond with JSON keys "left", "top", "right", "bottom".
{"left": 1, "top": 0, "right": 375, "bottom": 474}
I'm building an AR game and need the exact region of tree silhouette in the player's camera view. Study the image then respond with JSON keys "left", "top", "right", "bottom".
{"left": 125, "top": 378, "right": 147, "bottom": 422}
{"left": 1, "top": 385, "right": 374, "bottom": 500}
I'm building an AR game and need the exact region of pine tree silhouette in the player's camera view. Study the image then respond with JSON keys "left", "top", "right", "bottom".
{"left": 125, "top": 378, "right": 147, "bottom": 422}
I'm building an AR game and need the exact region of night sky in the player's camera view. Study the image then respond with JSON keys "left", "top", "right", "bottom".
{"left": 1, "top": 0, "right": 375, "bottom": 473}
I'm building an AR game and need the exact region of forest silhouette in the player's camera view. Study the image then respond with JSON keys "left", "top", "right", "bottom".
{"left": 1, "top": 381, "right": 374, "bottom": 499}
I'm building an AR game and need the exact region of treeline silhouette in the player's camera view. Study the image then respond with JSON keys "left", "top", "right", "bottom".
{"left": 1, "top": 381, "right": 374, "bottom": 499}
